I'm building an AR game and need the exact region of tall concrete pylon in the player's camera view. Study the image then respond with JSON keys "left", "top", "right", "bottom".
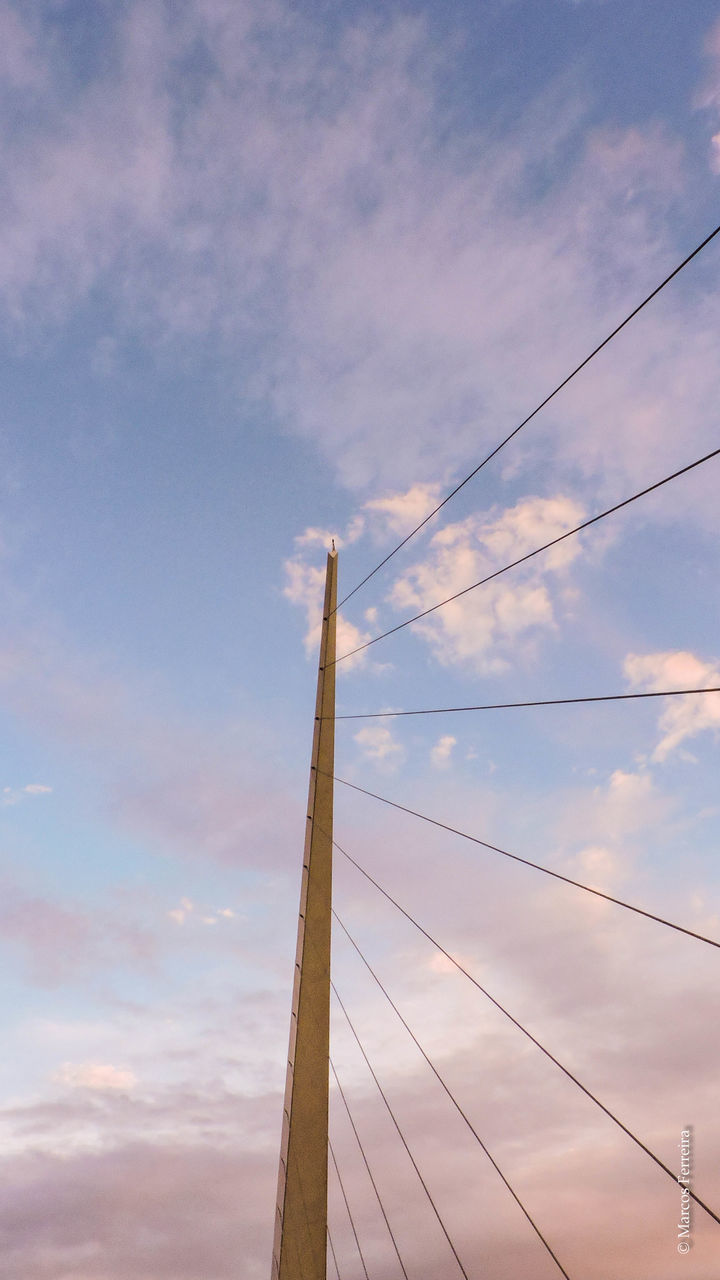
{"left": 272, "top": 547, "right": 337, "bottom": 1280}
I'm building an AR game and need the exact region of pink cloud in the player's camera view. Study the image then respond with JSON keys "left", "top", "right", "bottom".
{"left": 0, "top": 623, "right": 298, "bottom": 869}
{"left": 0, "top": 2, "right": 716, "bottom": 528}
{"left": 327, "top": 786, "right": 720, "bottom": 1277}
{"left": 0, "top": 1142, "right": 276, "bottom": 1280}
{"left": 0, "top": 3, "right": 45, "bottom": 90}
{"left": 624, "top": 650, "right": 720, "bottom": 761}
{"left": 0, "top": 882, "right": 157, "bottom": 987}
{"left": 55, "top": 1062, "right": 137, "bottom": 1092}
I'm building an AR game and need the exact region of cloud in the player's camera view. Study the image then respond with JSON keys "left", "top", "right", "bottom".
{"left": 293, "top": 527, "right": 340, "bottom": 550}
{"left": 1, "top": 10, "right": 719, "bottom": 1277}
{"left": 0, "top": 2, "right": 45, "bottom": 91}
{"left": 1, "top": 782, "right": 52, "bottom": 806}
{"left": 353, "top": 725, "right": 405, "bottom": 768}
{"left": 284, "top": 493, "right": 460, "bottom": 668}
{"left": 0, "top": 1, "right": 717, "bottom": 520}
{"left": 294, "top": 520, "right": 365, "bottom": 551}
{"left": 387, "top": 495, "right": 585, "bottom": 671}
{"left": 283, "top": 551, "right": 371, "bottom": 669}
{"left": 430, "top": 734, "right": 456, "bottom": 768}
{"left": 271, "top": 104, "right": 718, "bottom": 502}
{"left": 553, "top": 766, "right": 665, "bottom": 864}
{"left": 696, "top": 18, "right": 720, "bottom": 171}
{"left": 330, "top": 797, "right": 720, "bottom": 1279}
{"left": 0, "top": 882, "right": 157, "bottom": 987}
{"left": 572, "top": 845, "right": 623, "bottom": 890}
{"left": 0, "top": 1141, "right": 276, "bottom": 1280}
{"left": 168, "top": 898, "right": 194, "bottom": 925}
{"left": 624, "top": 650, "right": 720, "bottom": 760}
{"left": 55, "top": 1063, "right": 137, "bottom": 1092}
{"left": 0, "top": 624, "right": 298, "bottom": 870}
{"left": 363, "top": 483, "right": 442, "bottom": 538}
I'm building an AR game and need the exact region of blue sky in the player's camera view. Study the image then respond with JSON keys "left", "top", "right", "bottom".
{"left": 1, "top": 2, "right": 720, "bottom": 1277}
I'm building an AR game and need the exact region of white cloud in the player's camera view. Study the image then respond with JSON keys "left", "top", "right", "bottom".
{"left": 2, "top": 783, "right": 53, "bottom": 806}
{"left": 55, "top": 1062, "right": 137, "bottom": 1092}
{"left": 430, "top": 734, "right": 456, "bottom": 768}
{"left": 387, "top": 494, "right": 585, "bottom": 671}
{"left": 169, "top": 900, "right": 235, "bottom": 927}
{"left": 0, "top": 11, "right": 718, "bottom": 1276}
{"left": 624, "top": 650, "right": 720, "bottom": 761}
{"left": 168, "top": 897, "right": 194, "bottom": 925}
{"left": 594, "top": 768, "right": 657, "bottom": 840}
{"left": 283, "top": 554, "right": 371, "bottom": 669}
{"left": 363, "top": 482, "right": 442, "bottom": 538}
{"left": 353, "top": 724, "right": 405, "bottom": 768}
{"left": 552, "top": 766, "right": 667, "bottom": 878}
{"left": 293, "top": 515, "right": 366, "bottom": 553}
{"left": 293, "top": 527, "right": 340, "bottom": 550}
{"left": 344, "top": 513, "right": 366, "bottom": 543}
{"left": 575, "top": 845, "right": 621, "bottom": 887}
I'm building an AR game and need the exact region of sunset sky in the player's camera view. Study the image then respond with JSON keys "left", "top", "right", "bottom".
{"left": 1, "top": 2, "right": 720, "bottom": 1277}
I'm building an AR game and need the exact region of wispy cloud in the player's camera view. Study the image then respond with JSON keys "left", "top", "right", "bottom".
{"left": 0, "top": 1140, "right": 277, "bottom": 1279}
{"left": 695, "top": 17, "right": 720, "bottom": 171}
{"left": 0, "top": 883, "right": 157, "bottom": 987}
{"left": 624, "top": 650, "right": 720, "bottom": 760}
{"left": 1, "top": 7, "right": 719, "bottom": 1278}
{"left": 55, "top": 1062, "right": 137, "bottom": 1092}
{"left": 1, "top": 783, "right": 52, "bottom": 806}
{"left": 1, "top": 2, "right": 718, "bottom": 518}
{"left": 0, "top": 623, "right": 296, "bottom": 869}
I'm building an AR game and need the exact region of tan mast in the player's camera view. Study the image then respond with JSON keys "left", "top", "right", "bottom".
{"left": 272, "top": 547, "right": 337, "bottom": 1280}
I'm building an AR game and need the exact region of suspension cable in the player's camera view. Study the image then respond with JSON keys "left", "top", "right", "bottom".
{"left": 329, "top": 685, "right": 720, "bottom": 720}
{"left": 331, "top": 1056, "right": 410, "bottom": 1280}
{"left": 322, "top": 775, "right": 720, "bottom": 950}
{"left": 330, "top": 446, "right": 720, "bottom": 666}
{"left": 334, "top": 910, "right": 571, "bottom": 1280}
{"left": 331, "top": 835, "right": 720, "bottom": 1228}
{"left": 332, "top": 982, "right": 472, "bottom": 1279}
{"left": 334, "top": 219, "right": 720, "bottom": 614}
{"left": 327, "top": 1226, "right": 342, "bottom": 1280}
{"left": 329, "top": 1138, "right": 370, "bottom": 1280}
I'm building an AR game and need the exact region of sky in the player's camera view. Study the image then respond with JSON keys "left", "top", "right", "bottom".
{"left": 1, "top": 1, "right": 720, "bottom": 1277}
